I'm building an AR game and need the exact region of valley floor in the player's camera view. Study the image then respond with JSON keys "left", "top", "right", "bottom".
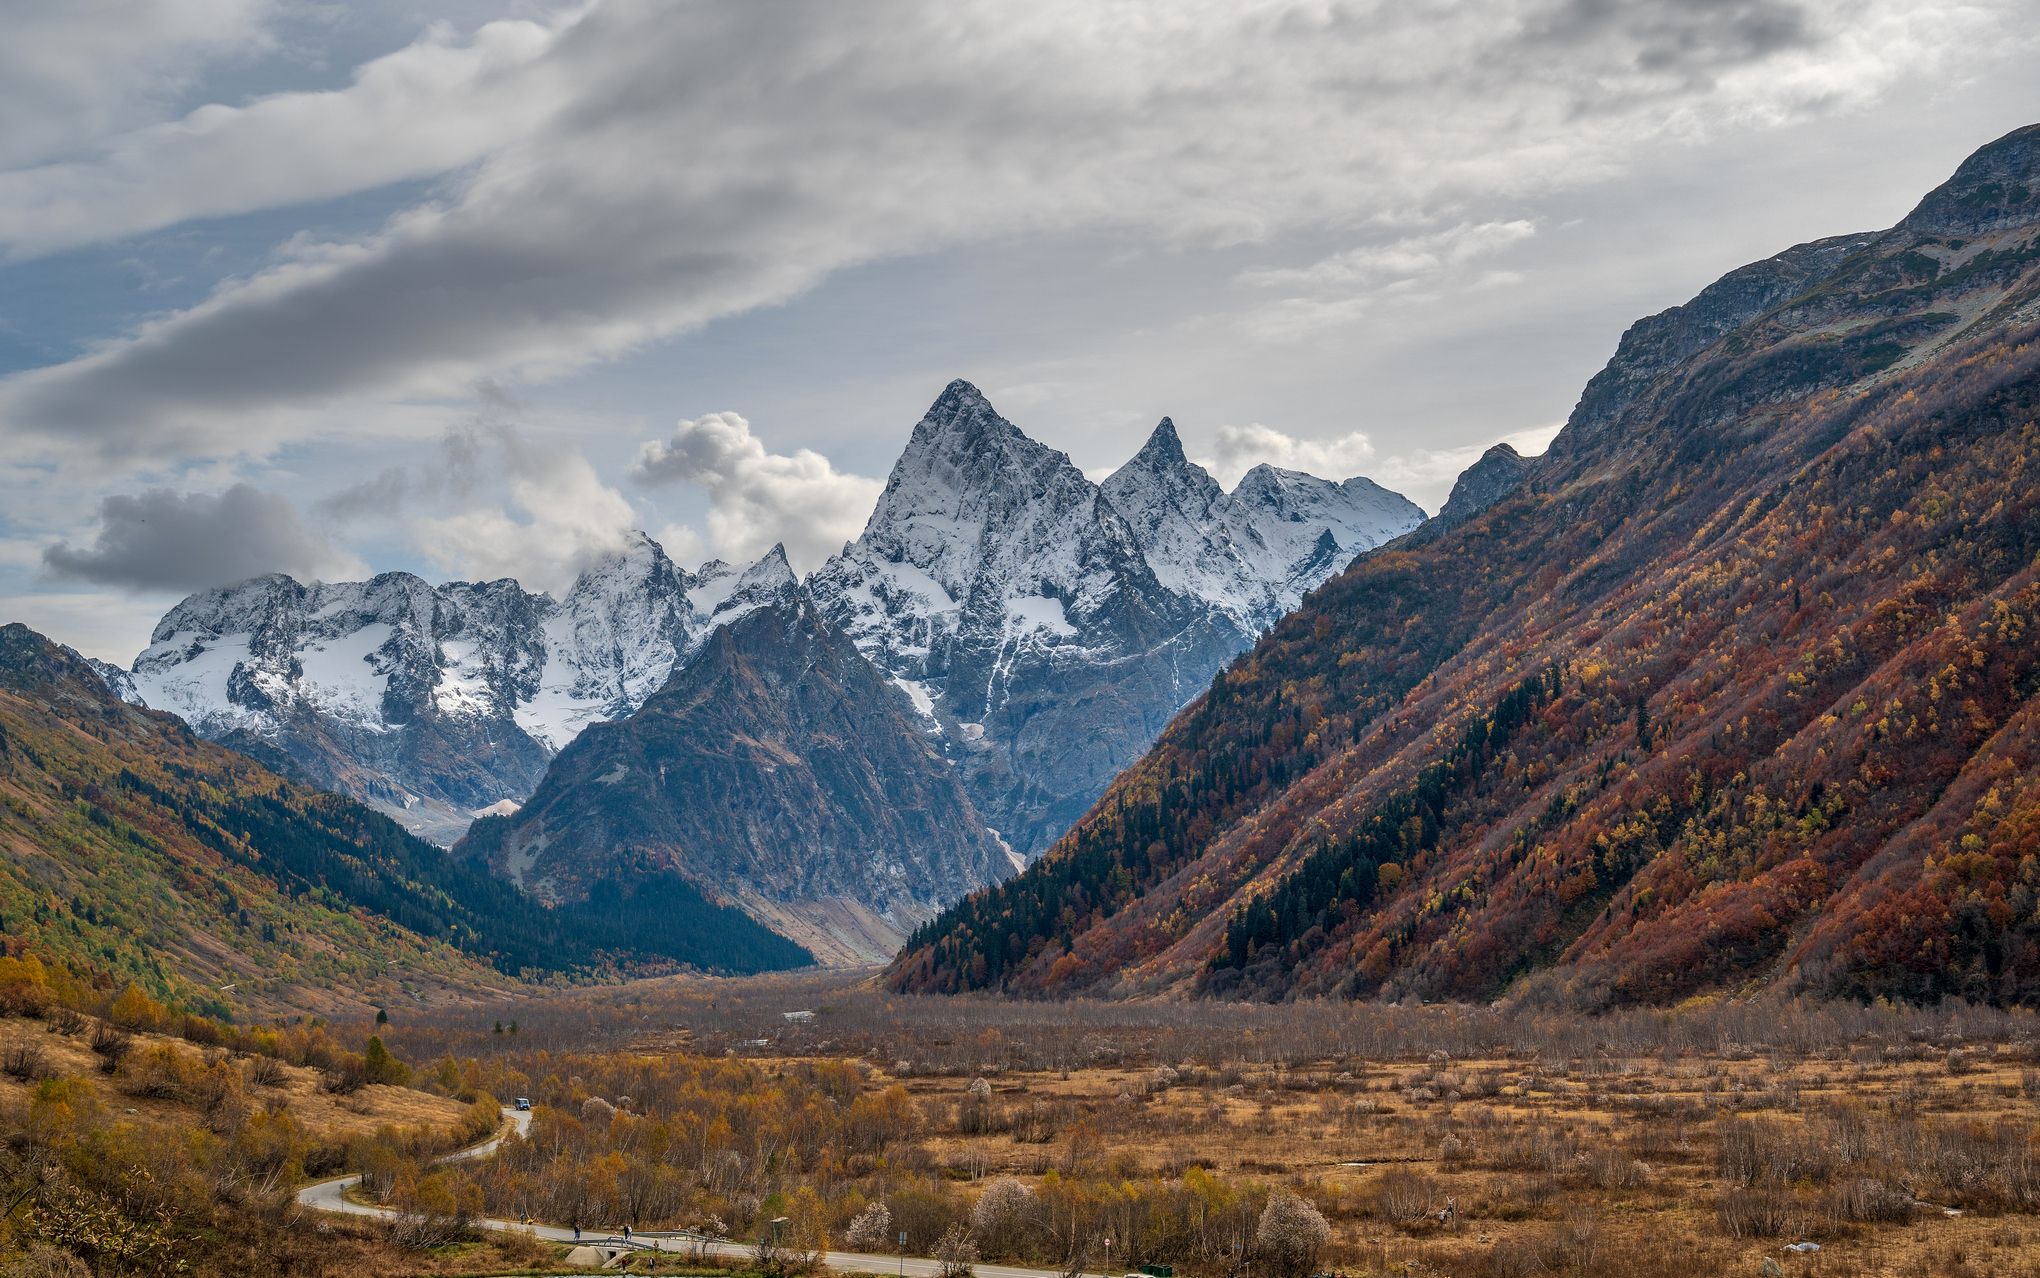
{"left": 10, "top": 967, "right": 2040, "bottom": 1277}
{"left": 352, "top": 972, "right": 2040, "bottom": 1278}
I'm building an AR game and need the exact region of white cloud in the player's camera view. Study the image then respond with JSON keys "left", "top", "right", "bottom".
{"left": 631, "top": 411, "right": 881, "bottom": 571}
{"left": 0, "top": 0, "right": 276, "bottom": 170}
{"left": 1198, "top": 422, "right": 1379, "bottom": 488}
{"left": 651, "top": 523, "right": 706, "bottom": 567}
{"left": 1239, "top": 221, "right": 1540, "bottom": 291}
{"left": 0, "top": 0, "right": 2009, "bottom": 463}
{"left": 0, "top": 590, "right": 187, "bottom": 664}
{"left": 1234, "top": 219, "right": 1538, "bottom": 342}
{"left": 412, "top": 434, "right": 639, "bottom": 594}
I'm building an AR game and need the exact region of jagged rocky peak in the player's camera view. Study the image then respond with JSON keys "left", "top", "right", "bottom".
{"left": 699, "top": 543, "right": 799, "bottom": 622}
{"left": 1229, "top": 465, "right": 1427, "bottom": 574}
{"left": 1104, "top": 417, "right": 1227, "bottom": 519}
{"left": 860, "top": 379, "right": 1106, "bottom": 599}
{"left": 1553, "top": 230, "right": 1878, "bottom": 456}
{"left": 1436, "top": 442, "right": 1531, "bottom": 527}
{"left": 0, "top": 623, "right": 102, "bottom": 697}
{"left": 1901, "top": 122, "right": 2040, "bottom": 236}
{"left": 807, "top": 381, "right": 1430, "bottom": 858}
{"left": 147, "top": 572, "right": 308, "bottom": 648}
{"left": 85, "top": 656, "right": 144, "bottom": 705}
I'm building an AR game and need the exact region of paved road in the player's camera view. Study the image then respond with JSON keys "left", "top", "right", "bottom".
{"left": 297, "top": 1107, "right": 1110, "bottom": 1278}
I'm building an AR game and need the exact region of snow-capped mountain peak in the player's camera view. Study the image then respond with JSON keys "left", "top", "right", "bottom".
{"left": 693, "top": 543, "right": 798, "bottom": 628}
{"left": 1101, "top": 427, "right": 1427, "bottom": 633}
{"left": 858, "top": 378, "right": 1109, "bottom": 603}
{"left": 810, "top": 382, "right": 1429, "bottom": 857}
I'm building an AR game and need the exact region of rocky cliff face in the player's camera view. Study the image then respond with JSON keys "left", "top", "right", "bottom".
{"left": 458, "top": 596, "right": 1012, "bottom": 964}
{"left": 892, "top": 122, "right": 2040, "bottom": 1007}
{"left": 1433, "top": 443, "right": 1529, "bottom": 527}
{"left": 807, "top": 382, "right": 1424, "bottom": 856}
{"left": 126, "top": 533, "right": 784, "bottom": 843}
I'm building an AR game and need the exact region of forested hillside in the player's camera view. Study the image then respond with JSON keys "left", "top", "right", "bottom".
{"left": 0, "top": 623, "right": 807, "bottom": 1016}
{"left": 892, "top": 123, "right": 2040, "bottom": 1007}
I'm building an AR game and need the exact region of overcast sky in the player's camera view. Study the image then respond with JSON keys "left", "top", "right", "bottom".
{"left": 2, "top": 0, "right": 2036, "bottom": 660}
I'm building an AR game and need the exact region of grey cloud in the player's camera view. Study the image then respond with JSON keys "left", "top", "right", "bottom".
{"left": 0, "top": 0, "right": 2010, "bottom": 460}
{"left": 1197, "top": 423, "right": 1378, "bottom": 489}
{"left": 1531, "top": 0, "right": 1815, "bottom": 74}
{"left": 42, "top": 483, "right": 366, "bottom": 592}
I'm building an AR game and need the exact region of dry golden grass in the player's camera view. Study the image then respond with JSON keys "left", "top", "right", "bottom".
{"left": 846, "top": 1048, "right": 2040, "bottom": 1277}
{"left": 0, "top": 1013, "right": 466, "bottom": 1141}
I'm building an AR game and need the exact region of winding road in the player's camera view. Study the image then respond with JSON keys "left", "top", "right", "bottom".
{"left": 296, "top": 1107, "right": 1111, "bottom": 1278}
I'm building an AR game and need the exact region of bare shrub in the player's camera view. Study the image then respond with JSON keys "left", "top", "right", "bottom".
{"left": 845, "top": 1201, "right": 892, "bottom": 1250}
{"left": 116, "top": 1044, "right": 207, "bottom": 1101}
{"left": 246, "top": 1053, "right": 288, "bottom": 1088}
{"left": 1582, "top": 1144, "right": 1650, "bottom": 1190}
{"left": 0, "top": 1242, "right": 91, "bottom": 1278}
{"left": 88, "top": 1021, "right": 132, "bottom": 1074}
{"left": 1716, "top": 1187, "right": 1792, "bottom": 1239}
{"left": 321, "top": 1056, "right": 369, "bottom": 1095}
{"left": 933, "top": 1223, "right": 979, "bottom": 1278}
{"left": 1552, "top": 1207, "right": 1603, "bottom": 1273}
{"left": 1717, "top": 1117, "right": 1839, "bottom": 1187}
{"left": 1822, "top": 1177, "right": 1916, "bottom": 1227}
{"left": 1256, "top": 1191, "right": 1330, "bottom": 1277}
{"left": 1, "top": 1040, "right": 49, "bottom": 1082}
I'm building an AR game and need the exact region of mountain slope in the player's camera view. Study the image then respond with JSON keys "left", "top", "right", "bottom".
{"left": 891, "top": 122, "right": 2040, "bottom": 1007}
{"left": 458, "top": 596, "right": 1011, "bottom": 964}
{"left": 807, "top": 382, "right": 1423, "bottom": 856}
{"left": 0, "top": 623, "right": 806, "bottom": 1016}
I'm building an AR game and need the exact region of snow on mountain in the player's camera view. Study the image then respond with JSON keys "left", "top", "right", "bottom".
{"left": 125, "top": 535, "right": 791, "bottom": 842}
{"left": 1100, "top": 418, "right": 1426, "bottom": 632}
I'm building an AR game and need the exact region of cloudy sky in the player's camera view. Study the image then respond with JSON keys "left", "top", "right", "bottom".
{"left": 1, "top": 0, "right": 2035, "bottom": 660}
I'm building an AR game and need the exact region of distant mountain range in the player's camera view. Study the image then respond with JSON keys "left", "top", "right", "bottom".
{"left": 104, "top": 390, "right": 1427, "bottom": 961}
{"left": 892, "top": 122, "right": 2040, "bottom": 1007}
